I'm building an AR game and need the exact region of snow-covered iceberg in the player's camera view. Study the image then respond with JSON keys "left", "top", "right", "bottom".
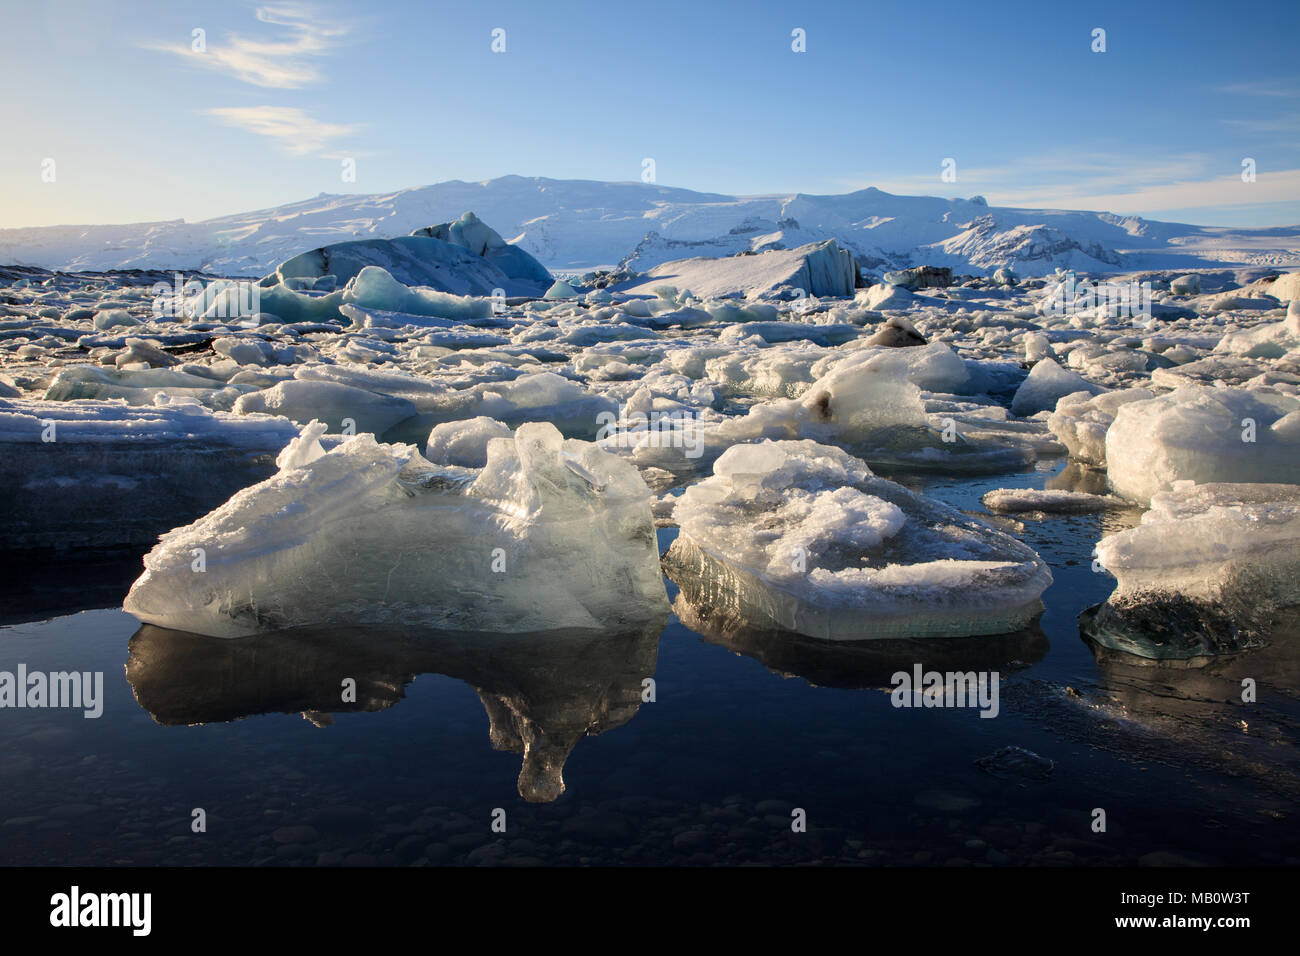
{"left": 1087, "top": 481, "right": 1300, "bottom": 658}
{"left": 662, "top": 440, "right": 1052, "bottom": 639}
{"left": 274, "top": 212, "right": 551, "bottom": 297}
{"left": 124, "top": 421, "right": 669, "bottom": 637}
{"left": 616, "top": 239, "right": 859, "bottom": 299}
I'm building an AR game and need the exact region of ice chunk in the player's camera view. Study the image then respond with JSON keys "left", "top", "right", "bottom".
{"left": 663, "top": 440, "right": 1052, "bottom": 639}
{"left": 44, "top": 364, "right": 247, "bottom": 408}
{"left": 1010, "top": 357, "right": 1105, "bottom": 417}
{"left": 1047, "top": 386, "right": 1155, "bottom": 467}
{"left": 425, "top": 416, "right": 513, "bottom": 468}
{"left": 1106, "top": 386, "right": 1300, "bottom": 503}
{"left": 233, "top": 378, "right": 418, "bottom": 437}
{"left": 544, "top": 278, "right": 581, "bottom": 299}
{"left": 92, "top": 309, "right": 140, "bottom": 331}
{"left": 981, "top": 487, "right": 1121, "bottom": 513}
{"left": 342, "top": 266, "right": 494, "bottom": 321}
{"left": 603, "top": 348, "right": 1033, "bottom": 475}
{"left": 124, "top": 422, "right": 669, "bottom": 637}
{"left": 858, "top": 283, "right": 916, "bottom": 311}
{"left": 1214, "top": 302, "right": 1300, "bottom": 359}
{"left": 1088, "top": 482, "right": 1300, "bottom": 657}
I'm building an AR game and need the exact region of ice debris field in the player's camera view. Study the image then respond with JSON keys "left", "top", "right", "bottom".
{"left": 2, "top": 204, "right": 1299, "bottom": 661}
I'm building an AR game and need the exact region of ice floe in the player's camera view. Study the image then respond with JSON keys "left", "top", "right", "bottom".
{"left": 124, "top": 421, "right": 668, "bottom": 637}
{"left": 662, "top": 440, "right": 1052, "bottom": 639}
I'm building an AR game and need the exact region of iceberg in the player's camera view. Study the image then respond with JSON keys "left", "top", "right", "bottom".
{"left": 616, "top": 240, "right": 859, "bottom": 299}
{"left": 124, "top": 421, "right": 669, "bottom": 638}
{"left": 409, "top": 211, "right": 552, "bottom": 287}
{"left": 274, "top": 221, "right": 550, "bottom": 298}
{"left": 662, "top": 440, "right": 1052, "bottom": 640}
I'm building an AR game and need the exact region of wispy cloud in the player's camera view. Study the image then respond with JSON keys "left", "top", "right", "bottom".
{"left": 1217, "top": 80, "right": 1300, "bottom": 99}
{"left": 846, "top": 151, "right": 1300, "bottom": 216}
{"left": 147, "top": 3, "right": 351, "bottom": 89}
{"left": 1222, "top": 111, "right": 1300, "bottom": 134}
{"left": 205, "top": 105, "right": 360, "bottom": 155}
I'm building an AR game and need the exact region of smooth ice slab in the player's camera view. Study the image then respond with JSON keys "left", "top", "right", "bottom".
{"left": 0, "top": 398, "right": 301, "bottom": 549}
{"left": 662, "top": 440, "right": 1052, "bottom": 640}
{"left": 124, "top": 421, "right": 669, "bottom": 637}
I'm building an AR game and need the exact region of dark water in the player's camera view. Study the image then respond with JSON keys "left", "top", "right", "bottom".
{"left": 2, "top": 460, "right": 1298, "bottom": 867}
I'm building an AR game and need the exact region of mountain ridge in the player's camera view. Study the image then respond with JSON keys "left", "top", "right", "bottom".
{"left": 3, "top": 175, "right": 1298, "bottom": 279}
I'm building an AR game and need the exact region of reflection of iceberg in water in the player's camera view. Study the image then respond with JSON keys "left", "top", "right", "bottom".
{"left": 125, "top": 620, "right": 662, "bottom": 802}
{"left": 672, "top": 594, "right": 1048, "bottom": 689}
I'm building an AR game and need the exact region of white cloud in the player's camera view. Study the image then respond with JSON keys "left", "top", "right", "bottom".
{"left": 847, "top": 151, "right": 1300, "bottom": 217}
{"left": 206, "top": 105, "right": 360, "bottom": 155}
{"left": 147, "top": 3, "right": 351, "bottom": 89}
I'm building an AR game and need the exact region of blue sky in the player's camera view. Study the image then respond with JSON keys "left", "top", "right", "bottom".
{"left": 1, "top": 0, "right": 1297, "bottom": 228}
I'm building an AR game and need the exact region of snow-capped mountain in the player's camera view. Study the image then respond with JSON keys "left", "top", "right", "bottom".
{"left": 2, "top": 174, "right": 1298, "bottom": 278}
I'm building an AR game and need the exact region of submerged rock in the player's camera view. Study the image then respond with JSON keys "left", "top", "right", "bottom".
{"left": 975, "top": 746, "right": 1054, "bottom": 781}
